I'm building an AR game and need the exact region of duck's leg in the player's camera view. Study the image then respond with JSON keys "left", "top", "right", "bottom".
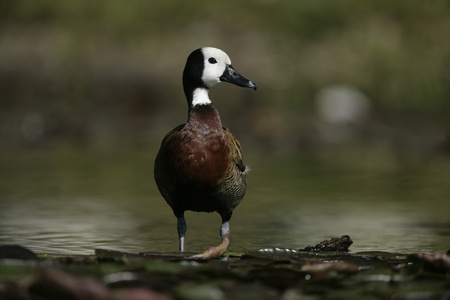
{"left": 177, "top": 216, "right": 187, "bottom": 252}
{"left": 191, "top": 220, "right": 231, "bottom": 259}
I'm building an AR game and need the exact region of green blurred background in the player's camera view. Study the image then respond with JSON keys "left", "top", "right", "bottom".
{"left": 1, "top": 0, "right": 449, "bottom": 254}
{"left": 2, "top": 0, "right": 450, "bottom": 152}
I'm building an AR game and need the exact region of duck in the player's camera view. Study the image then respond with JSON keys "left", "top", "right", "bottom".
{"left": 154, "top": 47, "right": 257, "bottom": 259}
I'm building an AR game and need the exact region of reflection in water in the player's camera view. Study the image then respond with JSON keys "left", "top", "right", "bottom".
{"left": 0, "top": 195, "right": 447, "bottom": 255}
{"left": 0, "top": 196, "right": 178, "bottom": 255}
{"left": 0, "top": 149, "right": 449, "bottom": 255}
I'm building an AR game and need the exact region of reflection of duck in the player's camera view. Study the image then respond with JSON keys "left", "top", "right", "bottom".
{"left": 154, "top": 47, "right": 257, "bottom": 259}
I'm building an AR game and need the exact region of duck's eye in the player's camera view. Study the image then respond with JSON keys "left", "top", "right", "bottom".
{"left": 208, "top": 57, "right": 217, "bottom": 64}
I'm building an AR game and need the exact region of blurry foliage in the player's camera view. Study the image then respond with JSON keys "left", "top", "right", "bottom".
{"left": 1, "top": 0, "right": 450, "bottom": 152}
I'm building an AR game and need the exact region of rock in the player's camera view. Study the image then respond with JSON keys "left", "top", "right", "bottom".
{"left": 300, "top": 235, "right": 353, "bottom": 252}
{"left": 409, "top": 253, "right": 450, "bottom": 273}
{"left": 0, "top": 245, "right": 38, "bottom": 261}
{"left": 29, "top": 269, "right": 111, "bottom": 300}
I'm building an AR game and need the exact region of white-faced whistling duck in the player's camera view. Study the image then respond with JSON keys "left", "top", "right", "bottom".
{"left": 154, "top": 47, "right": 257, "bottom": 259}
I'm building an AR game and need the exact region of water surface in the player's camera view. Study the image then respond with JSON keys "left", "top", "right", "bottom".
{"left": 1, "top": 147, "right": 449, "bottom": 255}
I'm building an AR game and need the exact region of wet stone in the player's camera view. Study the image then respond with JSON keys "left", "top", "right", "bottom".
{"left": 0, "top": 245, "right": 38, "bottom": 261}
{"left": 408, "top": 253, "right": 450, "bottom": 273}
{"left": 300, "top": 235, "right": 353, "bottom": 252}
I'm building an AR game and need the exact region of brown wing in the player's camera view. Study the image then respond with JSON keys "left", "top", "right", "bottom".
{"left": 223, "top": 127, "right": 246, "bottom": 173}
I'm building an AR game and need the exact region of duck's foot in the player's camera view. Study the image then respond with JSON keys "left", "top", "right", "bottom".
{"left": 189, "top": 234, "right": 231, "bottom": 259}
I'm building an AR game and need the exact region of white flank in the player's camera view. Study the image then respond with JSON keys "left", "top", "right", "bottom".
{"left": 192, "top": 88, "right": 212, "bottom": 106}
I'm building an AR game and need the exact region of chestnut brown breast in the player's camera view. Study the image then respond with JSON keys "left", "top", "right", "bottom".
{"left": 169, "top": 105, "right": 230, "bottom": 185}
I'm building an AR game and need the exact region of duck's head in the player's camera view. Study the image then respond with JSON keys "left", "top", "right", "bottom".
{"left": 183, "top": 47, "right": 257, "bottom": 106}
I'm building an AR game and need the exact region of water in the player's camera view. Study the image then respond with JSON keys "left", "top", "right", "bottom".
{"left": 1, "top": 147, "right": 449, "bottom": 255}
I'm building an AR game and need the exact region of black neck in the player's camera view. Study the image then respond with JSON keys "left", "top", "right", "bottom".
{"left": 183, "top": 48, "right": 207, "bottom": 107}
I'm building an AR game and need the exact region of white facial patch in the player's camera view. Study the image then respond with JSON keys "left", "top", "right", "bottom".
{"left": 201, "top": 47, "right": 232, "bottom": 88}
{"left": 191, "top": 87, "right": 212, "bottom": 106}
